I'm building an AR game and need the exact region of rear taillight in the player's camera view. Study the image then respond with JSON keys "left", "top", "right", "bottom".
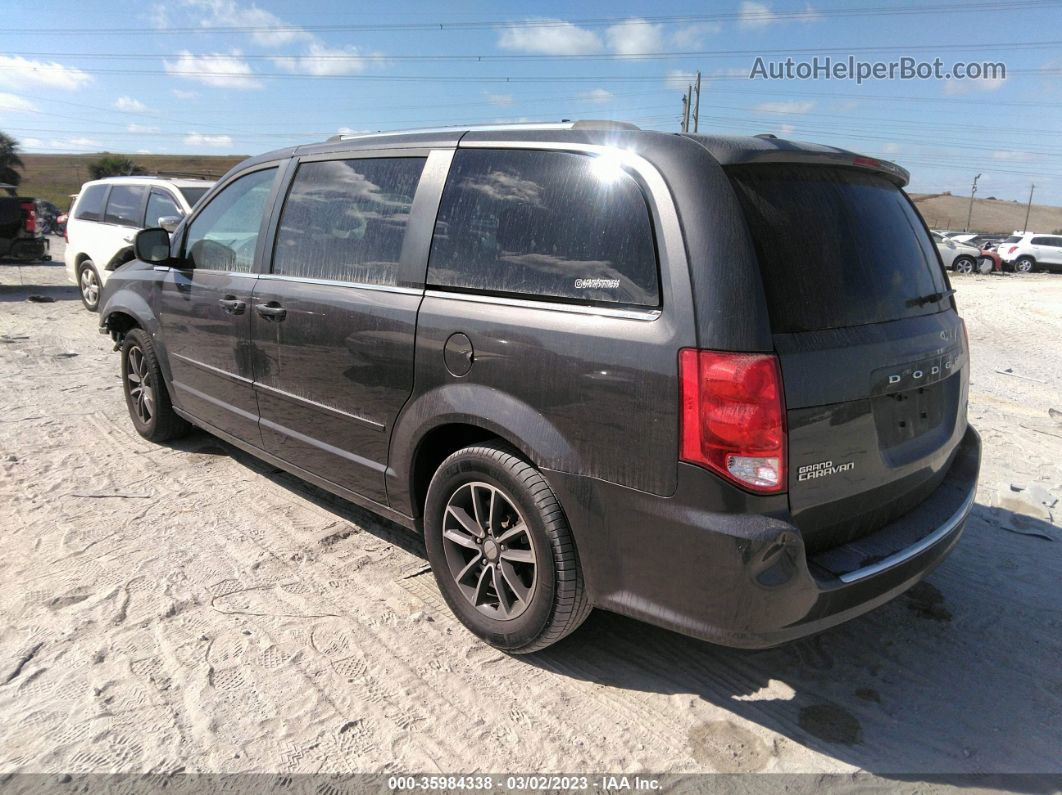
{"left": 20, "top": 201, "right": 35, "bottom": 234}
{"left": 1007, "top": 246, "right": 1018, "bottom": 254}
{"left": 679, "top": 349, "right": 787, "bottom": 493}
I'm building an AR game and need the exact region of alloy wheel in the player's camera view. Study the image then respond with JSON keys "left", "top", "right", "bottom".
{"left": 441, "top": 481, "right": 537, "bottom": 620}
{"left": 126, "top": 346, "right": 155, "bottom": 425}
{"left": 80, "top": 267, "right": 99, "bottom": 306}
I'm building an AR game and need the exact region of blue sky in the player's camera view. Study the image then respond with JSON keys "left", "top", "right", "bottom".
{"left": 1, "top": 0, "right": 1060, "bottom": 202}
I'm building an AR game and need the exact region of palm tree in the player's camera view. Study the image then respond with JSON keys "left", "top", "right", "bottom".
{"left": 0, "top": 131, "right": 24, "bottom": 189}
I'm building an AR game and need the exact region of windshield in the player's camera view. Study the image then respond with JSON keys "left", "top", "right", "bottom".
{"left": 728, "top": 164, "right": 949, "bottom": 333}
{"left": 178, "top": 187, "right": 210, "bottom": 207}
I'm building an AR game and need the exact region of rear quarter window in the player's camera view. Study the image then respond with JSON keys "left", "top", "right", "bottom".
{"left": 427, "top": 149, "right": 659, "bottom": 307}
{"left": 729, "top": 165, "right": 948, "bottom": 333}
{"left": 73, "top": 184, "right": 109, "bottom": 222}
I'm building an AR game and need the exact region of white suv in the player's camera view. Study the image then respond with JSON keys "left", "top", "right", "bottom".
{"left": 65, "top": 176, "right": 213, "bottom": 310}
{"left": 998, "top": 233, "right": 1062, "bottom": 274}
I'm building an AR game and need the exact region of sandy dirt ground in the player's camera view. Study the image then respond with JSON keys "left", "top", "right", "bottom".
{"left": 0, "top": 238, "right": 1059, "bottom": 779}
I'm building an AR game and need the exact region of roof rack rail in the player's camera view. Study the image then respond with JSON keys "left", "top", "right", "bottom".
{"left": 325, "top": 119, "right": 640, "bottom": 143}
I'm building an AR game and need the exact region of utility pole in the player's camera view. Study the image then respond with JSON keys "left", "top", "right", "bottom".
{"left": 1022, "top": 183, "right": 1036, "bottom": 233}
{"left": 692, "top": 71, "right": 701, "bottom": 133}
{"left": 964, "top": 173, "right": 981, "bottom": 232}
{"left": 681, "top": 91, "right": 689, "bottom": 132}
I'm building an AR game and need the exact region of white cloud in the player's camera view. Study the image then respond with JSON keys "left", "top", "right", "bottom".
{"left": 882, "top": 142, "right": 901, "bottom": 154}
{"left": 184, "top": 132, "right": 234, "bottom": 148}
{"left": 114, "top": 96, "right": 148, "bottom": 112}
{"left": 49, "top": 137, "right": 101, "bottom": 149}
{"left": 779, "top": 123, "right": 797, "bottom": 135}
{"left": 944, "top": 75, "right": 1006, "bottom": 96}
{"left": 739, "top": 1, "right": 778, "bottom": 28}
{"left": 992, "top": 150, "right": 1035, "bottom": 162}
{"left": 672, "top": 22, "right": 722, "bottom": 48}
{"left": 498, "top": 19, "right": 602, "bottom": 55}
{"left": 485, "top": 92, "right": 514, "bottom": 107}
{"left": 666, "top": 70, "right": 698, "bottom": 90}
{"left": 579, "top": 88, "right": 614, "bottom": 104}
{"left": 0, "top": 56, "right": 92, "bottom": 91}
{"left": 164, "top": 51, "right": 262, "bottom": 89}
{"left": 336, "top": 127, "right": 367, "bottom": 136}
{"left": 273, "top": 41, "right": 383, "bottom": 76}
{"left": 753, "top": 100, "right": 815, "bottom": 114}
{"left": 22, "top": 137, "right": 43, "bottom": 148}
{"left": 738, "top": 1, "right": 818, "bottom": 28}
{"left": 0, "top": 92, "right": 37, "bottom": 112}
{"left": 128, "top": 123, "right": 161, "bottom": 133}
{"left": 172, "top": 88, "right": 198, "bottom": 100}
{"left": 136, "top": 149, "right": 153, "bottom": 154}
{"left": 605, "top": 18, "right": 665, "bottom": 57}
{"left": 180, "top": 0, "right": 310, "bottom": 46}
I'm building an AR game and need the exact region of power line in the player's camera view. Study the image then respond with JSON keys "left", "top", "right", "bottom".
{"left": 3, "top": 0, "right": 1057, "bottom": 34}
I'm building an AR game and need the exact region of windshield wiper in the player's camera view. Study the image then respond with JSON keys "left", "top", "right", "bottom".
{"left": 907, "top": 288, "right": 955, "bottom": 308}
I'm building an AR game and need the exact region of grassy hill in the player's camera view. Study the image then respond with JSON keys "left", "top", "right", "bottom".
{"left": 15, "top": 154, "right": 249, "bottom": 209}
{"left": 909, "top": 192, "right": 1062, "bottom": 235}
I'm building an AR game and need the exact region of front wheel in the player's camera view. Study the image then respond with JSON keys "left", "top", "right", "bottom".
{"left": 1014, "top": 256, "right": 1036, "bottom": 274}
{"left": 953, "top": 256, "right": 975, "bottom": 274}
{"left": 121, "top": 329, "right": 190, "bottom": 442}
{"left": 424, "top": 442, "right": 591, "bottom": 653}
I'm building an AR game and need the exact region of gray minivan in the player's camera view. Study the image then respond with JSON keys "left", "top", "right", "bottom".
{"left": 99, "top": 121, "right": 980, "bottom": 652}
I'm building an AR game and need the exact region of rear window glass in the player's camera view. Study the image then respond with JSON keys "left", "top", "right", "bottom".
{"left": 179, "top": 187, "right": 209, "bottom": 207}
{"left": 729, "top": 165, "right": 948, "bottom": 333}
{"left": 1003, "top": 235, "right": 1021, "bottom": 243}
{"left": 104, "top": 185, "right": 147, "bottom": 226}
{"left": 74, "top": 184, "right": 109, "bottom": 222}
{"left": 428, "top": 149, "right": 659, "bottom": 307}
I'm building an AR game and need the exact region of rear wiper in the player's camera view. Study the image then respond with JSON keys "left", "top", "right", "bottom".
{"left": 907, "top": 288, "right": 955, "bottom": 308}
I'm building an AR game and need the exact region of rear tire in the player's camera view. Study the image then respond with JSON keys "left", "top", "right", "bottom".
{"left": 953, "top": 256, "right": 975, "bottom": 274}
{"left": 424, "top": 441, "right": 591, "bottom": 653}
{"left": 1015, "top": 256, "right": 1036, "bottom": 274}
{"left": 121, "top": 328, "right": 190, "bottom": 443}
{"left": 77, "top": 260, "right": 101, "bottom": 311}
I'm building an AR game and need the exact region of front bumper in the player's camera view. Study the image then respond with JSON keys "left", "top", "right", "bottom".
{"left": 545, "top": 425, "right": 980, "bottom": 648}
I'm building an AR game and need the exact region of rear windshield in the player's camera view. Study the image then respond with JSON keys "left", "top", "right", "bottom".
{"left": 178, "top": 187, "right": 210, "bottom": 207}
{"left": 728, "top": 165, "right": 949, "bottom": 333}
{"left": 1003, "top": 235, "right": 1021, "bottom": 243}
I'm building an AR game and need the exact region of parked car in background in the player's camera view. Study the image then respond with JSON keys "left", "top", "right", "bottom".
{"left": 998, "top": 233, "right": 1062, "bottom": 273}
{"left": 98, "top": 123, "right": 979, "bottom": 652}
{"left": 932, "top": 231, "right": 980, "bottom": 273}
{"left": 0, "top": 194, "right": 50, "bottom": 262}
{"left": 948, "top": 233, "right": 1005, "bottom": 250}
{"left": 65, "top": 176, "right": 214, "bottom": 310}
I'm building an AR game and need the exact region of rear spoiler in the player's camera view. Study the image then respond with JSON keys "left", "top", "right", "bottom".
{"left": 684, "top": 134, "right": 910, "bottom": 187}
{"left": 725, "top": 151, "right": 909, "bottom": 187}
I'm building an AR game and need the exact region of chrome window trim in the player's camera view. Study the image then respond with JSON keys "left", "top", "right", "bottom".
{"left": 256, "top": 273, "right": 422, "bottom": 296}
{"left": 838, "top": 485, "right": 976, "bottom": 584}
{"left": 423, "top": 288, "right": 661, "bottom": 322}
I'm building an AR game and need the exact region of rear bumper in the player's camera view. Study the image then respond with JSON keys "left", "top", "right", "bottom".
{"left": 546, "top": 425, "right": 980, "bottom": 648}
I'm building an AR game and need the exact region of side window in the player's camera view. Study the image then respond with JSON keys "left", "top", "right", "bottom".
{"left": 103, "top": 185, "right": 147, "bottom": 226}
{"left": 185, "top": 168, "right": 277, "bottom": 273}
{"left": 74, "top": 184, "right": 109, "bottom": 222}
{"left": 272, "top": 157, "right": 426, "bottom": 286}
{"left": 1031, "top": 236, "right": 1050, "bottom": 246}
{"left": 427, "top": 149, "right": 659, "bottom": 307}
{"left": 145, "top": 190, "right": 182, "bottom": 227}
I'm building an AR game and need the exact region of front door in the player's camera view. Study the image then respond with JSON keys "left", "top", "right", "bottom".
{"left": 159, "top": 165, "right": 280, "bottom": 443}
{"left": 250, "top": 156, "right": 428, "bottom": 503}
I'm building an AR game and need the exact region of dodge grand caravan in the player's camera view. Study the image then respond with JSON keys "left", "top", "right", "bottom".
{"left": 98, "top": 122, "right": 981, "bottom": 653}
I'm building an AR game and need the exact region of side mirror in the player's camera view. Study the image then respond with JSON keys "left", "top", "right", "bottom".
{"left": 134, "top": 228, "right": 173, "bottom": 264}
{"left": 158, "top": 215, "right": 181, "bottom": 233}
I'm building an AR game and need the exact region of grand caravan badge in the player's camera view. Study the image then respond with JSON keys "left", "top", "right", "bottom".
{"left": 798, "top": 460, "right": 855, "bottom": 482}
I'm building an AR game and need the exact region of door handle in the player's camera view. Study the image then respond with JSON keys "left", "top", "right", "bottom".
{"left": 218, "top": 297, "right": 246, "bottom": 315}
{"left": 256, "top": 302, "right": 287, "bottom": 321}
